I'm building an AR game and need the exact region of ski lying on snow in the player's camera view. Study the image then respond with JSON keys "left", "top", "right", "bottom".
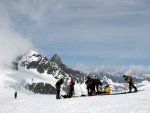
{"left": 59, "top": 89, "right": 144, "bottom": 99}
{"left": 99, "top": 89, "right": 144, "bottom": 96}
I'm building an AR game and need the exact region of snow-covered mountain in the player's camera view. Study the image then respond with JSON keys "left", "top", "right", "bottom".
{"left": 10, "top": 50, "right": 87, "bottom": 94}
{"left": 1, "top": 50, "right": 150, "bottom": 95}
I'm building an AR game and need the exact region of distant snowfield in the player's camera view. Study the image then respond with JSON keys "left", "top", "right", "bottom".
{"left": 0, "top": 66, "right": 150, "bottom": 113}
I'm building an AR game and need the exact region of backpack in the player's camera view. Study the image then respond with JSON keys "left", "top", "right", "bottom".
{"left": 129, "top": 76, "right": 132, "bottom": 79}
{"left": 125, "top": 76, "right": 132, "bottom": 82}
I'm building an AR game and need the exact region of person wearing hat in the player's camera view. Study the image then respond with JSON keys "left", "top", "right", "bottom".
{"left": 55, "top": 78, "right": 64, "bottom": 99}
{"left": 123, "top": 75, "right": 137, "bottom": 93}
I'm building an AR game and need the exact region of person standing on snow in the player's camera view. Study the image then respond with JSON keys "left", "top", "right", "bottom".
{"left": 85, "top": 76, "right": 92, "bottom": 96}
{"left": 88, "top": 77, "right": 96, "bottom": 96}
{"left": 123, "top": 75, "right": 137, "bottom": 93}
{"left": 93, "top": 76, "right": 102, "bottom": 94}
{"left": 55, "top": 78, "right": 64, "bottom": 99}
{"left": 14, "top": 91, "right": 17, "bottom": 99}
{"left": 68, "top": 78, "right": 75, "bottom": 98}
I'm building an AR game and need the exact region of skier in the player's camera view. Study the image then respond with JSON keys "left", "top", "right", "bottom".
{"left": 14, "top": 91, "right": 17, "bottom": 99}
{"left": 123, "top": 75, "right": 137, "bottom": 93}
{"left": 55, "top": 78, "right": 64, "bottom": 99}
{"left": 85, "top": 76, "right": 92, "bottom": 96}
{"left": 68, "top": 78, "right": 75, "bottom": 98}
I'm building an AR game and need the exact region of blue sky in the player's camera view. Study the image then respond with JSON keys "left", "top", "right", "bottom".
{"left": 0, "top": 0, "right": 150, "bottom": 70}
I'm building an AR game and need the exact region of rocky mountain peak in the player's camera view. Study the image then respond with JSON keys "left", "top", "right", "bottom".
{"left": 50, "top": 54, "right": 62, "bottom": 66}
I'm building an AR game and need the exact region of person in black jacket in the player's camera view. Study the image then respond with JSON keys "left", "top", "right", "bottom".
{"left": 85, "top": 76, "right": 92, "bottom": 96}
{"left": 14, "top": 91, "right": 17, "bottom": 99}
{"left": 123, "top": 75, "right": 137, "bottom": 93}
{"left": 93, "top": 76, "right": 102, "bottom": 94}
{"left": 55, "top": 78, "right": 64, "bottom": 99}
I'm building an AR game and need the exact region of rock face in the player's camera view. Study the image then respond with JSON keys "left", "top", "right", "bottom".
{"left": 13, "top": 50, "right": 150, "bottom": 94}
{"left": 26, "top": 83, "right": 56, "bottom": 94}
{"left": 17, "top": 51, "right": 86, "bottom": 82}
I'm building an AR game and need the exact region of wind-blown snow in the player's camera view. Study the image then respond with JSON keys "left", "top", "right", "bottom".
{"left": 0, "top": 66, "right": 150, "bottom": 113}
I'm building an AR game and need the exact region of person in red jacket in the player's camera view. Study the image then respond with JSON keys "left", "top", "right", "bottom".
{"left": 68, "top": 78, "right": 75, "bottom": 98}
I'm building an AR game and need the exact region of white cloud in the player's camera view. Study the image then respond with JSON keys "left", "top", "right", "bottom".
{"left": 0, "top": 2, "right": 34, "bottom": 66}
{"left": 73, "top": 64, "right": 150, "bottom": 75}
{"left": 5, "top": 0, "right": 150, "bottom": 24}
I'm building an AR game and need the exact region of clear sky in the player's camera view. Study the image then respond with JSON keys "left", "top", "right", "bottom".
{"left": 0, "top": 0, "right": 150, "bottom": 69}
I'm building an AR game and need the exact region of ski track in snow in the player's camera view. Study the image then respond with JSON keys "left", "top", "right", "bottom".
{"left": 0, "top": 86, "right": 150, "bottom": 113}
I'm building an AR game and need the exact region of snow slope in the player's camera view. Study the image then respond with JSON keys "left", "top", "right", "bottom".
{"left": 0, "top": 66, "right": 150, "bottom": 113}
{"left": 0, "top": 64, "right": 87, "bottom": 95}
{"left": 0, "top": 85, "right": 150, "bottom": 113}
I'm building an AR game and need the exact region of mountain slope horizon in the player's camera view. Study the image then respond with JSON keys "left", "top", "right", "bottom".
{"left": 0, "top": 50, "right": 150, "bottom": 95}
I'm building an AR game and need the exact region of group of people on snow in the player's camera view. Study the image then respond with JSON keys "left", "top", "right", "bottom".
{"left": 55, "top": 74, "right": 137, "bottom": 99}
{"left": 85, "top": 76, "right": 111, "bottom": 96}
{"left": 85, "top": 76, "right": 103, "bottom": 95}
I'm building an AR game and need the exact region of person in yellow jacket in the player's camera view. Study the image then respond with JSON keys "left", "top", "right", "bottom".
{"left": 104, "top": 85, "right": 111, "bottom": 93}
